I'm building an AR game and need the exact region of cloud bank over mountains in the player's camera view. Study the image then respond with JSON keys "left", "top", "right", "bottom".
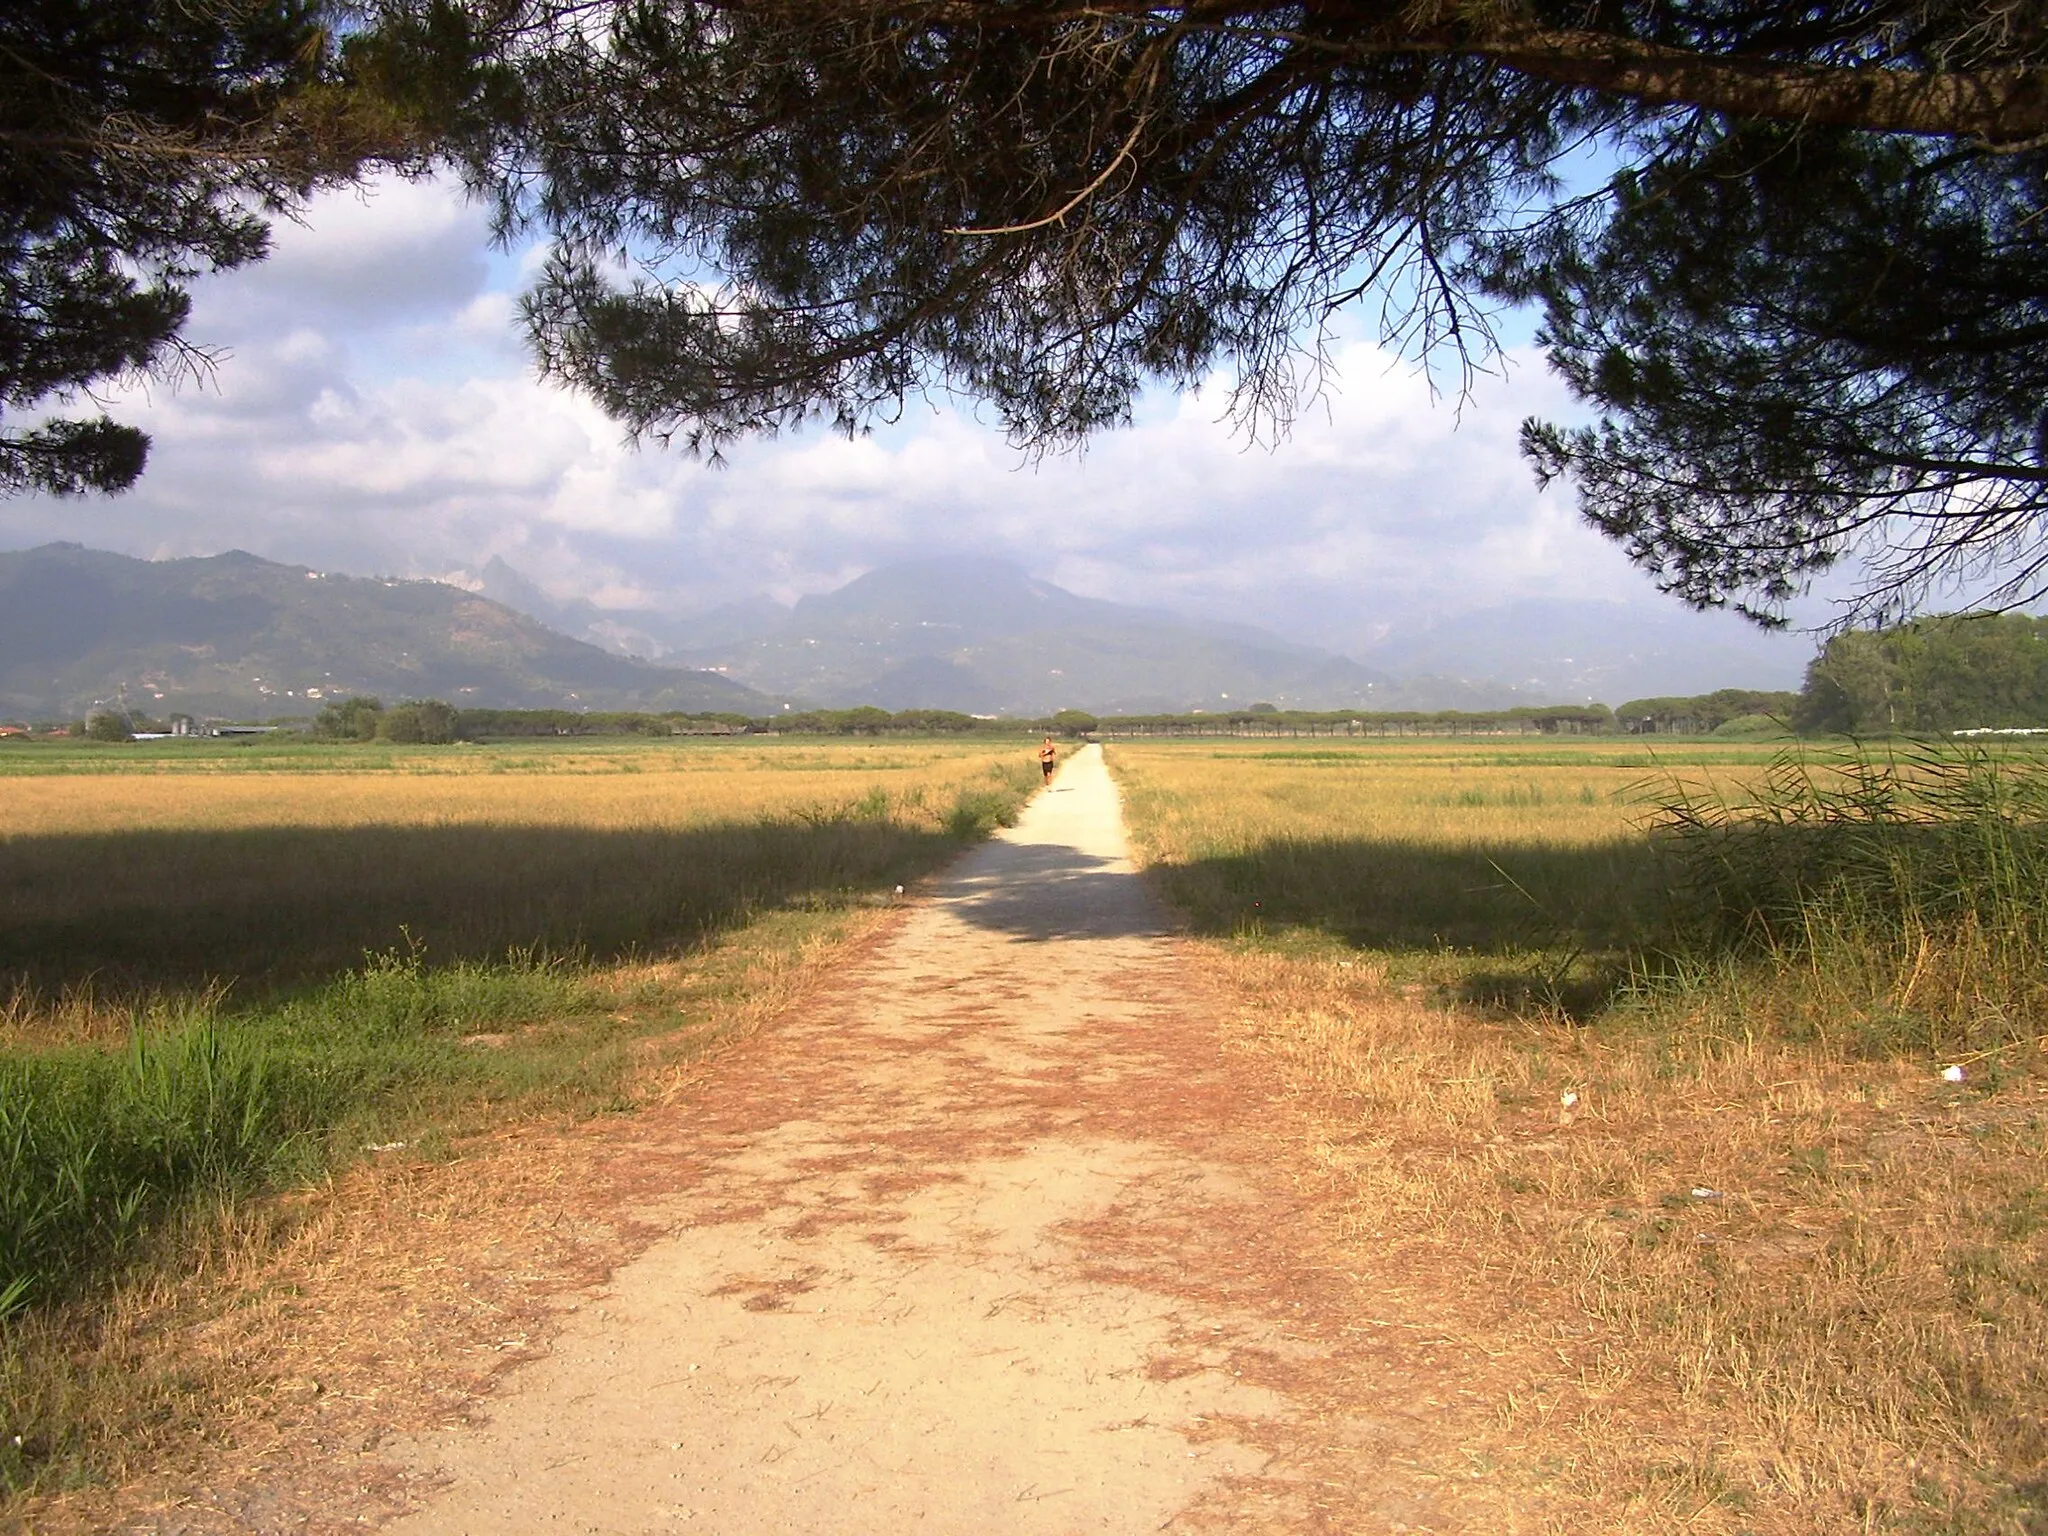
{"left": 1, "top": 175, "right": 1816, "bottom": 692}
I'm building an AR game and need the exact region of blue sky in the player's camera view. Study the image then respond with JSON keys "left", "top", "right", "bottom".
{"left": 1, "top": 174, "right": 1826, "bottom": 683}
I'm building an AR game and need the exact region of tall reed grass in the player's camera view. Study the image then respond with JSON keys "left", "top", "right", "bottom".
{"left": 1646, "top": 743, "right": 2048, "bottom": 1059}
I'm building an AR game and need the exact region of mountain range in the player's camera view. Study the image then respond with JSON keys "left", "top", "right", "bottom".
{"left": 474, "top": 554, "right": 1812, "bottom": 708}
{"left": 0, "top": 543, "right": 1814, "bottom": 722}
{"left": 657, "top": 557, "right": 1405, "bottom": 715}
{"left": 0, "top": 544, "right": 767, "bottom": 720}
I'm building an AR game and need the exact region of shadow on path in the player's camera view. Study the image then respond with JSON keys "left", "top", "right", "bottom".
{"left": 939, "top": 841, "right": 1170, "bottom": 943}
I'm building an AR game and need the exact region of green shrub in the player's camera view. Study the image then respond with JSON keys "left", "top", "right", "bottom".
{"left": 378, "top": 699, "right": 457, "bottom": 745}
{"left": 944, "top": 762, "right": 1039, "bottom": 838}
{"left": 313, "top": 696, "right": 383, "bottom": 741}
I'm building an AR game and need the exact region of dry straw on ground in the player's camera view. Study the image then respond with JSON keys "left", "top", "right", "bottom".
{"left": 1112, "top": 739, "right": 2048, "bottom": 1533}
{"left": 1190, "top": 946, "right": 2048, "bottom": 1532}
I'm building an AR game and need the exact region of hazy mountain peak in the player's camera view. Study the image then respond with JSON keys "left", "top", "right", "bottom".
{"left": 1363, "top": 595, "right": 1809, "bottom": 697}
{"left": 798, "top": 555, "right": 1033, "bottom": 607}
{"left": 788, "top": 555, "right": 1124, "bottom": 641}
{"left": 689, "top": 555, "right": 1393, "bottom": 712}
{"left": 0, "top": 544, "right": 768, "bottom": 718}
{"left": 472, "top": 554, "right": 562, "bottom": 614}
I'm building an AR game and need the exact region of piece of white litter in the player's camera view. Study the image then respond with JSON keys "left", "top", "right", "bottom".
{"left": 1691, "top": 1187, "right": 1720, "bottom": 1200}
{"left": 1560, "top": 1091, "right": 1579, "bottom": 1110}
{"left": 1941, "top": 1064, "right": 1966, "bottom": 1083}
{"left": 894, "top": 884, "right": 905, "bottom": 896}
{"left": 363, "top": 1141, "right": 407, "bottom": 1153}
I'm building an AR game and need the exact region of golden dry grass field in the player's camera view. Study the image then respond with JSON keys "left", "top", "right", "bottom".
{"left": 0, "top": 735, "right": 1042, "bottom": 1501}
{"left": 0, "top": 737, "right": 1036, "bottom": 838}
{"left": 0, "top": 736, "right": 1037, "bottom": 1002}
{"left": 1109, "top": 737, "right": 2048, "bottom": 1535}
{"left": 1108, "top": 735, "right": 1774, "bottom": 1010}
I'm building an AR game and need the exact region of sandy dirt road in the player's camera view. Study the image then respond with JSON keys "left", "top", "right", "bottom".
{"left": 377, "top": 744, "right": 1431, "bottom": 1535}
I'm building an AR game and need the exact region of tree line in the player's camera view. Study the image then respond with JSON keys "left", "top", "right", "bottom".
{"left": 312, "top": 699, "right": 1096, "bottom": 741}
{"left": 1795, "top": 614, "right": 2048, "bottom": 735}
{"left": 310, "top": 698, "right": 1628, "bottom": 740}
{"left": 1095, "top": 707, "right": 1616, "bottom": 738}
{"left": 1613, "top": 690, "right": 1799, "bottom": 736}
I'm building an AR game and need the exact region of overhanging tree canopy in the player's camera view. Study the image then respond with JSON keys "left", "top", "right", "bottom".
{"left": 0, "top": 0, "right": 434, "bottom": 496}
{"left": 409, "top": 0, "right": 2046, "bottom": 621}
{"left": 1498, "top": 125, "right": 2048, "bottom": 624}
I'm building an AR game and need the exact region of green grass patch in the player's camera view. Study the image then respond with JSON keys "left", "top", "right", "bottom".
{"left": 0, "top": 945, "right": 602, "bottom": 1331}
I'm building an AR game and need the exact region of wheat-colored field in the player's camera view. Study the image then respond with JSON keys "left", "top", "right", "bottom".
{"left": 0, "top": 738, "right": 1040, "bottom": 1003}
{"left": 1112, "top": 735, "right": 1765, "bottom": 841}
{"left": 1108, "top": 737, "right": 1770, "bottom": 1004}
{"left": 1109, "top": 737, "right": 2048, "bottom": 1534}
{"left": 0, "top": 738, "right": 1032, "bottom": 833}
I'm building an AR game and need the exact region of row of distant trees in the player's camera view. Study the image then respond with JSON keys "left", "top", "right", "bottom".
{"left": 309, "top": 699, "right": 1626, "bottom": 740}
{"left": 314, "top": 696, "right": 461, "bottom": 744}
{"left": 314, "top": 701, "right": 1101, "bottom": 741}
{"left": 1095, "top": 705, "right": 1617, "bottom": 737}
{"left": 1619, "top": 616, "right": 2048, "bottom": 736}
{"left": 1612, "top": 690, "right": 1800, "bottom": 735}
{"left": 62, "top": 620, "right": 2048, "bottom": 747}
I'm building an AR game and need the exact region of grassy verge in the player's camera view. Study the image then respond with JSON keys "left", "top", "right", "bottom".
{"left": 0, "top": 743, "right": 1040, "bottom": 1499}
{"left": 1109, "top": 737, "right": 2048, "bottom": 1533}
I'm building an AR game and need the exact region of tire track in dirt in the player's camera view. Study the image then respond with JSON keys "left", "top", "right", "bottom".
{"left": 377, "top": 745, "right": 1437, "bottom": 1534}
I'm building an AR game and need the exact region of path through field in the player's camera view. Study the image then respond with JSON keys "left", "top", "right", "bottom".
{"left": 381, "top": 744, "right": 1424, "bottom": 1534}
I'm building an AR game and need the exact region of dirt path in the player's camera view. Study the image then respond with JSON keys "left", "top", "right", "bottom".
{"left": 377, "top": 745, "right": 1425, "bottom": 1534}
